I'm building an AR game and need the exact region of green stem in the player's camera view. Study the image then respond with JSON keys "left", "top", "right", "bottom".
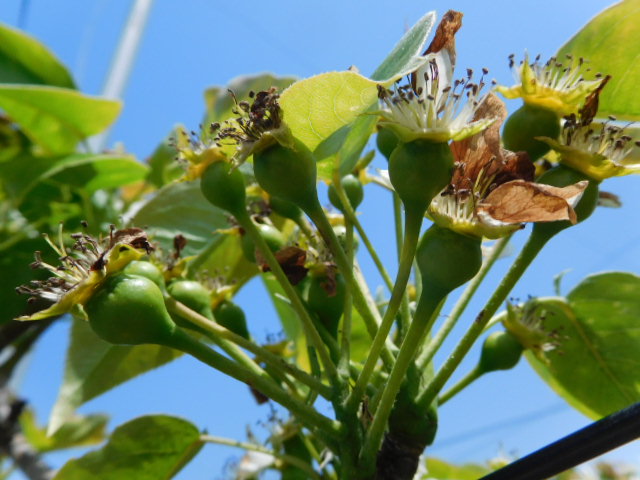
{"left": 339, "top": 219, "right": 354, "bottom": 378}
{"left": 200, "top": 434, "right": 322, "bottom": 480}
{"left": 331, "top": 177, "right": 393, "bottom": 291}
{"left": 237, "top": 211, "right": 339, "bottom": 383}
{"left": 166, "top": 298, "right": 332, "bottom": 400}
{"left": 168, "top": 329, "right": 340, "bottom": 441}
{"left": 416, "top": 235, "right": 512, "bottom": 370}
{"left": 438, "top": 366, "right": 483, "bottom": 406}
{"left": 346, "top": 207, "right": 423, "bottom": 413}
{"left": 416, "top": 229, "right": 550, "bottom": 410}
{"left": 392, "top": 193, "right": 403, "bottom": 262}
{"left": 359, "top": 289, "right": 445, "bottom": 467}
{"left": 305, "top": 202, "right": 394, "bottom": 367}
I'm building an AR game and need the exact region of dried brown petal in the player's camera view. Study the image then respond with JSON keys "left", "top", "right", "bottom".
{"left": 412, "top": 10, "right": 463, "bottom": 91}
{"left": 260, "top": 246, "right": 308, "bottom": 285}
{"left": 110, "top": 227, "right": 154, "bottom": 253}
{"left": 598, "top": 191, "right": 622, "bottom": 208}
{"left": 579, "top": 75, "right": 610, "bottom": 126}
{"left": 478, "top": 180, "right": 588, "bottom": 224}
{"left": 424, "top": 10, "right": 463, "bottom": 60}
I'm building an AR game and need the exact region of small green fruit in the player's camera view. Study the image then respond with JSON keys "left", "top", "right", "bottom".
{"left": 214, "top": 300, "right": 250, "bottom": 339}
{"left": 332, "top": 225, "right": 359, "bottom": 253}
{"left": 269, "top": 195, "right": 304, "bottom": 222}
{"left": 416, "top": 225, "right": 482, "bottom": 296}
{"left": 167, "top": 280, "right": 213, "bottom": 320}
{"left": 241, "top": 223, "right": 286, "bottom": 263}
{"left": 306, "top": 272, "right": 346, "bottom": 338}
{"left": 328, "top": 174, "right": 364, "bottom": 211}
{"left": 376, "top": 127, "right": 399, "bottom": 161}
{"left": 200, "top": 161, "right": 247, "bottom": 216}
{"left": 123, "top": 260, "right": 165, "bottom": 290}
{"left": 253, "top": 140, "right": 318, "bottom": 213}
{"left": 389, "top": 140, "right": 453, "bottom": 216}
{"left": 85, "top": 274, "right": 176, "bottom": 346}
{"left": 502, "top": 104, "right": 560, "bottom": 161}
{"left": 478, "top": 331, "right": 523, "bottom": 373}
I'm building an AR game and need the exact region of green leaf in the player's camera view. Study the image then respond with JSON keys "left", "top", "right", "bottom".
{"left": 279, "top": 71, "right": 379, "bottom": 154}
{"left": 131, "top": 180, "right": 229, "bottom": 257}
{"left": 146, "top": 127, "right": 185, "bottom": 188}
{"left": 279, "top": 12, "right": 435, "bottom": 179}
{"left": 421, "top": 457, "right": 490, "bottom": 480}
{"left": 0, "top": 153, "right": 147, "bottom": 206}
{"left": 0, "top": 85, "right": 121, "bottom": 155}
{"left": 49, "top": 319, "right": 182, "bottom": 435}
{"left": 558, "top": 0, "right": 640, "bottom": 121}
{"left": 0, "top": 22, "right": 75, "bottom": 88}
{"left": 44, "top": 154, "right": 148, "bottom": 193}
{"left": 53, "top": 415, "right": 203, "bottom": 480}
{"left": 20, "top": 409, "right": 107, "bottom": 453}
{"left": 0, "top": 238, "right": 50, "bottom": 323}
{"left": 203, "top": 73, "right": 296, "bottom": 129}
{"left": 525, "top": 272, "right": 640, "bottom": 419}
{"left": 370, "top": 11, "right": 436, "bottom": 82}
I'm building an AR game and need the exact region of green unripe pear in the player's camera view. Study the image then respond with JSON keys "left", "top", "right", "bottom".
{"left": 123, "top": 260, "right": 165, "bottom": 290}
{"left": 240, "top": 223, "right": 286, "bottom": 263}
{"left": 332, "top": 225, "right": 359, "bottom": 253}
{"left": 389, "top": 140, "right": 453, "bottom": 216}
{"left": 533, "top": 165, "right": 599, "bottom": 238}
{"left": 167, "top": 280, "right": 213, "bottom": 320}
{"left": 269, "top": 195, "right": 304, "bottom": 222}
{"left": 214, "top": 300, "right": 250, "bottom": 339}
{"left": 416, "top": 225, "right": 482, "bottom": 296}
{"left": 85, "top": 274, "right": 176, "bottom": 346}
{"left": 376, "top": 127, "right": 399, "bottom": 161}
{"left": 502, "top": 104, "right": 560, "bottom": 161}
{"left": 478, "top": 331, "right": 523, "bottom": 373}
{"left": 200, "top": 160, "right": 247, "bottom": 217}
{"left": 306, "top": 272, "right": 346, "bottom": 338}
{"left": 253, "top": 139, "right": 318, "bottom": 213}
{"left": 328, "top": 174, "right": 364, "bottom": 211}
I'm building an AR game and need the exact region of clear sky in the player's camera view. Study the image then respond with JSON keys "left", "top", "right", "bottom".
{"left": 2, "top": 1, "right": 639, "bottom": 478}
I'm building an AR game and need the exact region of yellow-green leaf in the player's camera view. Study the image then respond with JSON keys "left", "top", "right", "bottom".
{"left": 0, "top": 85, "right": 121, "bottom": 155}
{"left": 20, "top": 409, "right": 107, "bottom": 453}
{"left": 0, "top": 22, "right": 75, "bottom": 88}
{"left": 525, "top": 272, "right": 640, "bottom": 419}
{"left": 558, "top": 0, "right": 640, "bottom": 121}
{"left": 53, "top": 415, "right": 203, "bottom": 480}
{"left": 279, "top": 71, "right": 379, "bottom": 153}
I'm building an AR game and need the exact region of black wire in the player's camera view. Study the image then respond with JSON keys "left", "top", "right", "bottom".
{"left": 478, "top": 401, "right": 640, "bottom": 480}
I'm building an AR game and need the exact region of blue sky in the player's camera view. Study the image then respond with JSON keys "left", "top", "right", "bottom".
{"left": 2, "top": 0, "right": 639, "bottom": 478}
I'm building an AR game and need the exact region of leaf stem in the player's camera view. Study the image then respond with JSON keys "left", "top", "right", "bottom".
{"left": 437, "top": 365, "right": 483, "bottom": 406}
{"left": 200, "top": 434, "right": 322, "bottom": 480}
{"left": 236, "top": 211, "right": 340, "bottom": 384}
{"left": 416, "top": 235, "right": 512, "bottom": 370}
{"left": 165, "top": 298, "right": 332, "bottom": 399}
{"left": 346, "top": 207, "right": 423, "bottom": 413}
{"left": 339, "top": 219, "right": 354, "bottom": 378}
{"left": 330, "top": 176, "right": 393, "bottom": 291}
{"left": 305, "top": 202, "right": 395, "bottom": 367}
{"left": 416, "top": 229, "right": 550, "bottom": 410}
{"left": 359, "top": 289, "right": 445, "bottom": 467}
{"left": 168, "top": 330, "right": 340, "bottom": 441}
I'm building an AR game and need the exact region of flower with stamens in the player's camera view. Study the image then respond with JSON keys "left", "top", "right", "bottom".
{"left": 496, "top": 54, "right": 605, "bottom": 116}
{"left": 215, "top": 87, "right": 293, "bottom": 167}
{"left": 15, "top": 225, "right": 153, "bottom": 321}
{"left": 428, "top": 94, "right": 588, "bottom": 239}
{"left": 503, "top": 299, "right": 563, "bottom": 363}
{"left": 377, "top": 11, "right": 495, "bottom": 144}
{"left": 538, "top": 80, "right": 640, "bottom": 181}
{"left": 173, "top": 126, "right": 227, "bottom": 181}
